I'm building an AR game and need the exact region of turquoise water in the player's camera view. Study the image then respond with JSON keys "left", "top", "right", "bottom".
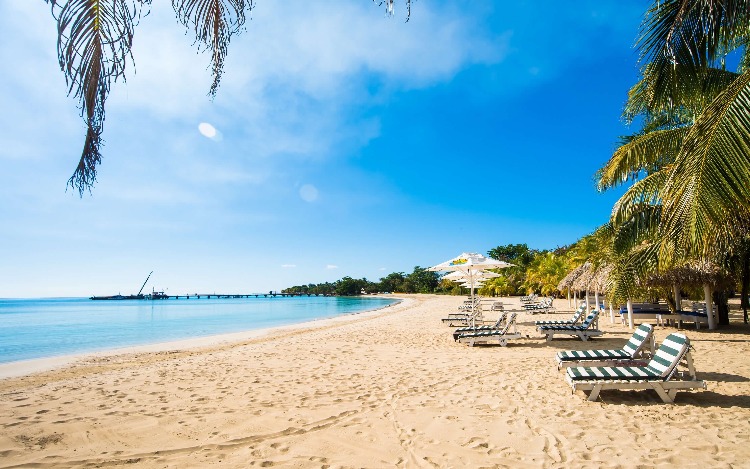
{"left": 0, "top": 296, "right": 398, "bottom": 364}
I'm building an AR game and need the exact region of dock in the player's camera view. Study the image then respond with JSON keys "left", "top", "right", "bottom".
{"left": 146, "top": 292, "right": 330, "bottom": 300}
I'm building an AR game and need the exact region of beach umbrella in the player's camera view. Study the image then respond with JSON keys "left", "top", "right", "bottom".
{"left": 428, "top": 253, "right": 513, "bottom": 308}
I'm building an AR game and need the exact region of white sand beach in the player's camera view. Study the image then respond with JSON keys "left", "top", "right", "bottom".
{"left": 1, "top": 294, "right": 749, "bottom": 468}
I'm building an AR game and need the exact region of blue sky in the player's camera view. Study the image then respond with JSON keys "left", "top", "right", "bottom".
{"left": 0, "top": 1, "right": 649, "bottom": 297}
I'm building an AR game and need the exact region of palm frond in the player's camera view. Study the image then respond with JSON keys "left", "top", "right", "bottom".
{"left": 609, "top": 241, "right": 661, "bottom": 303}
{"left": 47, "top": 0, "right": 148, "bottom": 196}
{"left": 611, "top": 170, "right": 668, "bottom": 226}
{"left": 612, "top": 205, "right": 662, "bottom": 257}
{"left": 661, "top": 69, "right": 750, "bottom": 258}
{"left": 172, "top": 0, "right": 251, "bottom": 98}
{"left": 375, "top": 0, "right": 412, "bottom": 19}
{"left": 597, "top": 127, "right": 687, "bottom": 191}
{"left": 637, "top": 0, "right": 750, "bottom": 71}
{"left": 625, "top": 64, "right": 740, "bottom": 120}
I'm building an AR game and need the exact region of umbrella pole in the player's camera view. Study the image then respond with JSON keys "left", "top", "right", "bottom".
{"left": 594, "top": 290, "right": 600, "bottom": 312}
{"left": 585, "top": 289, "right": 590, "bottom": 311}
{"left": 609, "top": 301, "right": 615, "bottom": 324}
{"left": 627, "top": 298, "right": 634, "bottom": 329}
{"left": 703, "top": 284, "right": 716, "bottom": 330}
{"left": 567, "top": 289, "right": 571, "bottom": 308}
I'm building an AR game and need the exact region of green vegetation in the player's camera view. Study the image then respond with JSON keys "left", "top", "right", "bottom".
{"left": 591, "top": 1, "right": 750, "bottom": 325}
{"left": 288, "top": 3, "right": 750, "bottom": 326}
{"left": 282, "top": 266, "right": 443, "bottom": 296}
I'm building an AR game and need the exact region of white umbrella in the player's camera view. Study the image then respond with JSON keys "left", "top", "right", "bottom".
{"left": 429, "top": 252, "right": 514, "bottom": 311}
{"left": 443, "top": 270, "right": 501, "bottom": 281}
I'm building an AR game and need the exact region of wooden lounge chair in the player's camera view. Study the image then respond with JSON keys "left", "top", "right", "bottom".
{"left": 534, "top": 304, "right": 586, "bottom": 327}
{"left": 555, "top": 324, "right": 655, "bottom": 368}
{"left": 452, "top": 311, "right": 507, "bottom": 341}
{"left": 538, "top": 309, "right": 602, "bottom": 342}
{"left": 565, "top": 332, "right": 706, "bottom": 403}
{"left": 457, "top": 313, "right": 522, "bottom": 347}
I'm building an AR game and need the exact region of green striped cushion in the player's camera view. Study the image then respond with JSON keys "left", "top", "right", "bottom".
{"left": 566, "top": 365, "right": 660, "bottom": 380}
{"left": 540, "top": 310, "right": 598, "bottom": 332}
{"left": 453, "top": 312, "right": 508, "bottom": 340}
{"left": 622, "top": 324, "right": 653, "bottom": 356}
{"left": 556, "top": 324, "right": 653, "bottom": 363}
{"left": 566, "top": 332, "right": 689, "bottom": 381}
{"left": 557, "top": 348, "right": 631, "bottom": 361}
{"left": 645, "top": 333, "right": 688, "bottom": 377}
{"left": 535, "top": 307, "right": 584, "bottom": 326}
{"left": 459, "top": 313, "right": 516, "bottom": 339}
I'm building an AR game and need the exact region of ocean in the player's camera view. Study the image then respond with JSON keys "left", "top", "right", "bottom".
{"left": 0, "top": 296, "right": 398, "bottom": 364}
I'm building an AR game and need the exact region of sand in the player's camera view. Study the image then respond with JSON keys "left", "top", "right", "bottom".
{"left": 1, "top": 294, "right": 749, "bottom": 468}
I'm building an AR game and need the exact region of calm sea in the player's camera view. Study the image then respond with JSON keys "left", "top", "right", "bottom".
{"left": 0, "top": 296, "right": 398, "bottom": 364}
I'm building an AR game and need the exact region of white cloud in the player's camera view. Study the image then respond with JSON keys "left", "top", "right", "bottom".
{"left": 281, "top": 264, "right": 297, "bottom": 268}
{"left": 326, "top": 265, "right": 339, "bottom": 270}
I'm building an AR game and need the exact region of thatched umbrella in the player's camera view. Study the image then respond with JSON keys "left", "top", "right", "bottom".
{"left": 570, "top": 262, "right": 597, "bottom": 312}
{"left": 571, "top": 262, "right": 614, "bottom": 319}
{"left": 646, "top": 260, "right": 734, "bottom": 330}
{"left": 558, "top": 262, "right": 589, "bottom": 308}
{"left": 589, "top": 264, "right": 615, "bottom": 322}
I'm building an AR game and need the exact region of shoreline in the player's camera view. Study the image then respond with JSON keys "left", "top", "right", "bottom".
{"left": 0, "top": 296, "right": 407, "bottom": 380}
{"left": 1, "top": 294, "right": 748, "bottom": 467}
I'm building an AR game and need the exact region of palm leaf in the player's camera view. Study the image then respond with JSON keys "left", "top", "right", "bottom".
{"left": 637, "top": 0, "right": 750, "bottom": 71}
{"left": 611, "top": 170, "right": 668, "bottom": 225}
{"left": 609, "top": 241, "right": 661, "bottom": 303}
{"left": 375, "top": 0, "right": 412, "bottom": 18}
{"left": 625, "top": 64, "right": 740, "bottom": 120}
{"left": 612, "top": 205, "right": 663, "bottom": 257}
{"left": 47, "top": 0, "right": 148, "bottom": 195}
{"left": 596, "top": 127, "right": 687, "bottom": 191}
{"left": 172, "top": 0, "right": 251, "bottom": 97}
{"left": 661, "top": 68, "right": 750, "bottom": 257}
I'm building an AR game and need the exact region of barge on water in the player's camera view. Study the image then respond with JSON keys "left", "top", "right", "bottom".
{"left": 90, "top": 272, "right": 153, "bottom": 301}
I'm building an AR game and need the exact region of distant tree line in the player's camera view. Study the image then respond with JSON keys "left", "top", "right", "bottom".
{"left": 281, "top": 244, "right": 578, "bottom": 298}
{"left": 282, "top": 266, "right": 447, "bottom": 296}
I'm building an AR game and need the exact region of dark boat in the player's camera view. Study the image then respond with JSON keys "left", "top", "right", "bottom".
{"left": 90, "top": 294, "right": 145, "bottom": 300}
{"left": 148, "top": 289, "right": 169, "bottom": 300}
{"left": 90, "top": 272, "right": 153, "bottom": 301}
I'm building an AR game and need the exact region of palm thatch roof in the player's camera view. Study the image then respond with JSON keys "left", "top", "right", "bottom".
{"left": 646, "top": 260, "right": 734, "bottom": 289}
{"left": 590, "top": 264, "right": 613, "bottom": 294}
{"left": 557, "top": 262, "right": 589, "bottom": 291}
{"left": 571, "top": 262, "right": 595, "bottom": 291}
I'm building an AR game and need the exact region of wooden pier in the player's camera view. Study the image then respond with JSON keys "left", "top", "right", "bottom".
{"left": 145, "top": 292, "right": 330, "bottom": 300}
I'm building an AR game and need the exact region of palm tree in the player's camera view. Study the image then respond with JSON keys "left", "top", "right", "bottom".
{"left": 630, "top": 1, "right": 750, "bottom": 259}
{"left": 597, "top": 1, "right": 750, "bottom": 324}
{"left": 44, "top": 0, "right": 411, "bottom": 195}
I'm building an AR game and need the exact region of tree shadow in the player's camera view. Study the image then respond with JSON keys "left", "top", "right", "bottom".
{"left": 590, "top": 389, "right": 750, "bottom": 408}
{"left": 698, "top": 371, "right": 750, "bottom": 383}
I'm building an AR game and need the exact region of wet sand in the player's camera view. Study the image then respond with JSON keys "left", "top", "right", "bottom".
{"left": 1, "top": 294, "right": 749, "bottom": 467}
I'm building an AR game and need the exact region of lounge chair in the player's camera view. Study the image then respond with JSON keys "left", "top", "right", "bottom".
{"left": 520, "top": 293, "right": 538, "bottom": 303}
{"left": 452, "top": 311, "right": 507, "bottom": 341}
{"left": 534, "top": 304, "right": 586, "bottom": 327}
{"left": 456, "top": 313, "right": 522, "bottom": 347}
{"left": 555, "top": 324, "right": 655, "bottom": 368}
{"left": 538, "top": 309, "right": 602, "bottom": 342}
{"left": 617, "top": 303, "right": 675, "bottom": 326}
{"left": 524, "top": 297, "right": 554, "bottom": 314}
{"left": 565, "top": 332, "right": 706, "bottom": 403}
{"left": 676, "top": 303, "right": 712, "bottom": 329}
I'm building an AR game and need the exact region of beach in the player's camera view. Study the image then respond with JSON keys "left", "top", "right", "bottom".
{"left": 1, "top": 294, "right": 749, "bottom": 468}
